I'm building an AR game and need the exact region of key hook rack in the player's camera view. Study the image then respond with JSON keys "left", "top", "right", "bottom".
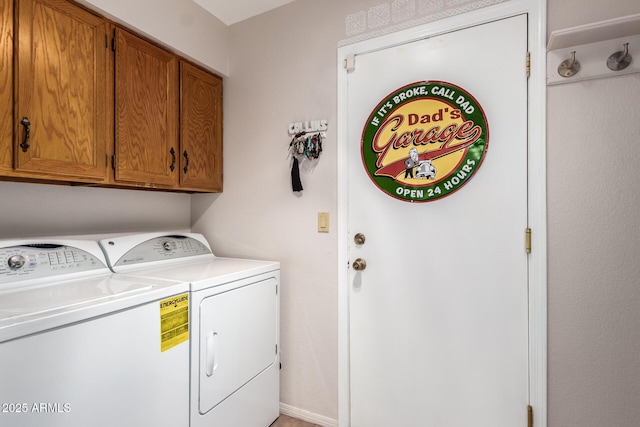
{"left": 547, "top": 13, "right": 640, "bottom": 85}
{"left": 287, "top": 119, "right": 328, "bottom": 192}
{"left": 556, "top": 43, "right": 633, "bottom": 78}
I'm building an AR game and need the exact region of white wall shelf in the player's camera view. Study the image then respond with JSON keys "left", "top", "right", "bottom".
{"left": 547, "top": 13, "right": 640, "bottom": 85}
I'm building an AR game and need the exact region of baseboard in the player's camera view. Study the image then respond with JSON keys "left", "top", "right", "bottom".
{"left": 279, "top": 403, "right": 338, "bottom": 427}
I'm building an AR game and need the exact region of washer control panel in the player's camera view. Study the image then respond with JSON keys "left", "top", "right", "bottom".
{"left": 0, "top": 244, "right": 107, "bottom": 284}
{"left": 110, "top": 235, "right": 212, "bottom": 267}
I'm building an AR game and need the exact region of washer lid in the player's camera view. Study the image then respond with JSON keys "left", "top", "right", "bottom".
{"left": 0, "top": 272, "right": 188, "bottom": 343}
{"left": 121, "top": 257, "right": 280, "bottom": 292}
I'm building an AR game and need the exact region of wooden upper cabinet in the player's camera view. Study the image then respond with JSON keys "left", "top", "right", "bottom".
{"left": 14, "top": 0, "right": 109, "bottom": 181}
{"left": 114, "top": 28, "right": 179, "bottom": 187}
{"left": 0, "top": 0, "right": 12, "bottom": 175}
{"left": 180, "top": 62, "right": 223, "bottom": 192}
{"left": 2, "top": 0, "right": 222, "bottom": 192}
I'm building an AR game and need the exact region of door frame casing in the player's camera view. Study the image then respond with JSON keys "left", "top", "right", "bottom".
{"left": 336, "top": 1, "right": 547, "bottom": 426}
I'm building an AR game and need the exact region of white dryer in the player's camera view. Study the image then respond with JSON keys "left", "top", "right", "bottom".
{"left": 100, "top": 232, "right": 280, "bottom": 427}
{"left": 0, "top": 237, "right": 190, "bottom": 427}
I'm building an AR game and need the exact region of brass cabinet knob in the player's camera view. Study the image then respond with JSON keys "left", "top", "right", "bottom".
{"left": 352, "top": 258, "right": 367, "bottom": 271}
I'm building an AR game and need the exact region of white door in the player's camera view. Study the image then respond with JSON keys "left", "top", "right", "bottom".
{"left": 346, "top": 15, "right": 529, "bottom": 427}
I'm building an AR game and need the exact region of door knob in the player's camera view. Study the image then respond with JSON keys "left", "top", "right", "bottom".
{"left": 352, "top": 258, "right": 367, "bottom": 271}
{"left": 354, "top": 233, "right": 366, "bottom": 245}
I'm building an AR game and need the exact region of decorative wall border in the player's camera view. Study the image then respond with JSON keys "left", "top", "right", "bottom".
{"left": 339, "top": 0, "right": 510, "bottom": 46}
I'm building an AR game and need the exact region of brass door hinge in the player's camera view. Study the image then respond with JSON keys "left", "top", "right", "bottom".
{"left": 525, "top": 228, "right": 532, "bottom": 254}
{"left": 526, "top": 52, "right": 531, "bottom": 78}
{"left": 528, "top": 405, "right": 533, "bottom": 427}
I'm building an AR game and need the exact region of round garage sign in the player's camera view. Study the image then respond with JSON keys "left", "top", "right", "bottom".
{"left": 361, "top": 81, "right": 489, "bottom": 202}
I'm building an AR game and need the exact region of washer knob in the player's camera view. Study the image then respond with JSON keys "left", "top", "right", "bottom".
{"left": 8, "top": 254, "right": 26, "bottom": 270}
{"left": 163, "top": 241, "right": 176, "bottom": 251}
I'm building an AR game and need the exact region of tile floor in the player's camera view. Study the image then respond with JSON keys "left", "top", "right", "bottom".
{"left": 270, "top": 414, "right": 322, "bottom": 427}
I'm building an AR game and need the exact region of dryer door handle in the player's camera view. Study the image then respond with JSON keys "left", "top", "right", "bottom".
{"left": 206, "top": 331, "right": 218, "bottom": 376}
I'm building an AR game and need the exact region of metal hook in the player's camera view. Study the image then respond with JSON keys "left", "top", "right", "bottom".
{"left": 607, "top": 43, "right": 632, "bottom": 71}
{"left": 558, "top": 51, "right": 581, "bottom": 77}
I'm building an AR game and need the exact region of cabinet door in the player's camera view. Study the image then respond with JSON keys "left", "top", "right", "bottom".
{"left": 114, "top": 28, "right": 178, "bottom": 187}
{"left": 0, "top": 0, "right": 12, "bottom": 175}
{"left": 180, "top": 62, "right": 223, "bottom": 192}
{"left": 15, "top": 0, "right": 109, "bottom": 181}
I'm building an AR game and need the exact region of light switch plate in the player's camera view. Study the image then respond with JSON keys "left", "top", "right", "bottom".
{"left": 318, "top": 212, "right": 329, "bottom": 233}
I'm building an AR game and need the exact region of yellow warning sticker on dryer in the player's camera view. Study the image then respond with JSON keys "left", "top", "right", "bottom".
{"left": 160, "top": 293, "right": 189, "bottom": 352}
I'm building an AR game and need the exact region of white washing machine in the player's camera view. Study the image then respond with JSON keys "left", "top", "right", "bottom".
{"left": 0, "top": 237, "right": 190, "bottom": 427}
{"left": 99, "top": 232, "right": 281, "bottom": 427}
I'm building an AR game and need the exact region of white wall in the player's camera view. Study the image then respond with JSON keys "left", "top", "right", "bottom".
{"left": 0, "top": 181, "right": 191, "bottom": 239}
{"left": 546, "top": 1, "right": 640, "bottom": 426}
{"left": 191, "top": 0, "right": 342, "bottom": 417}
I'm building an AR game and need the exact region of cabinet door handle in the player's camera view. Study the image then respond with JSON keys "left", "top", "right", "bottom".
{"left": 183, "top": 150, "right": 189, "bottom": 174}
{"left": 20, "top": 117, "right": 31, "bottom": 153}
{"left": 169, "top": 147, "right": 176, "bottom": 171}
